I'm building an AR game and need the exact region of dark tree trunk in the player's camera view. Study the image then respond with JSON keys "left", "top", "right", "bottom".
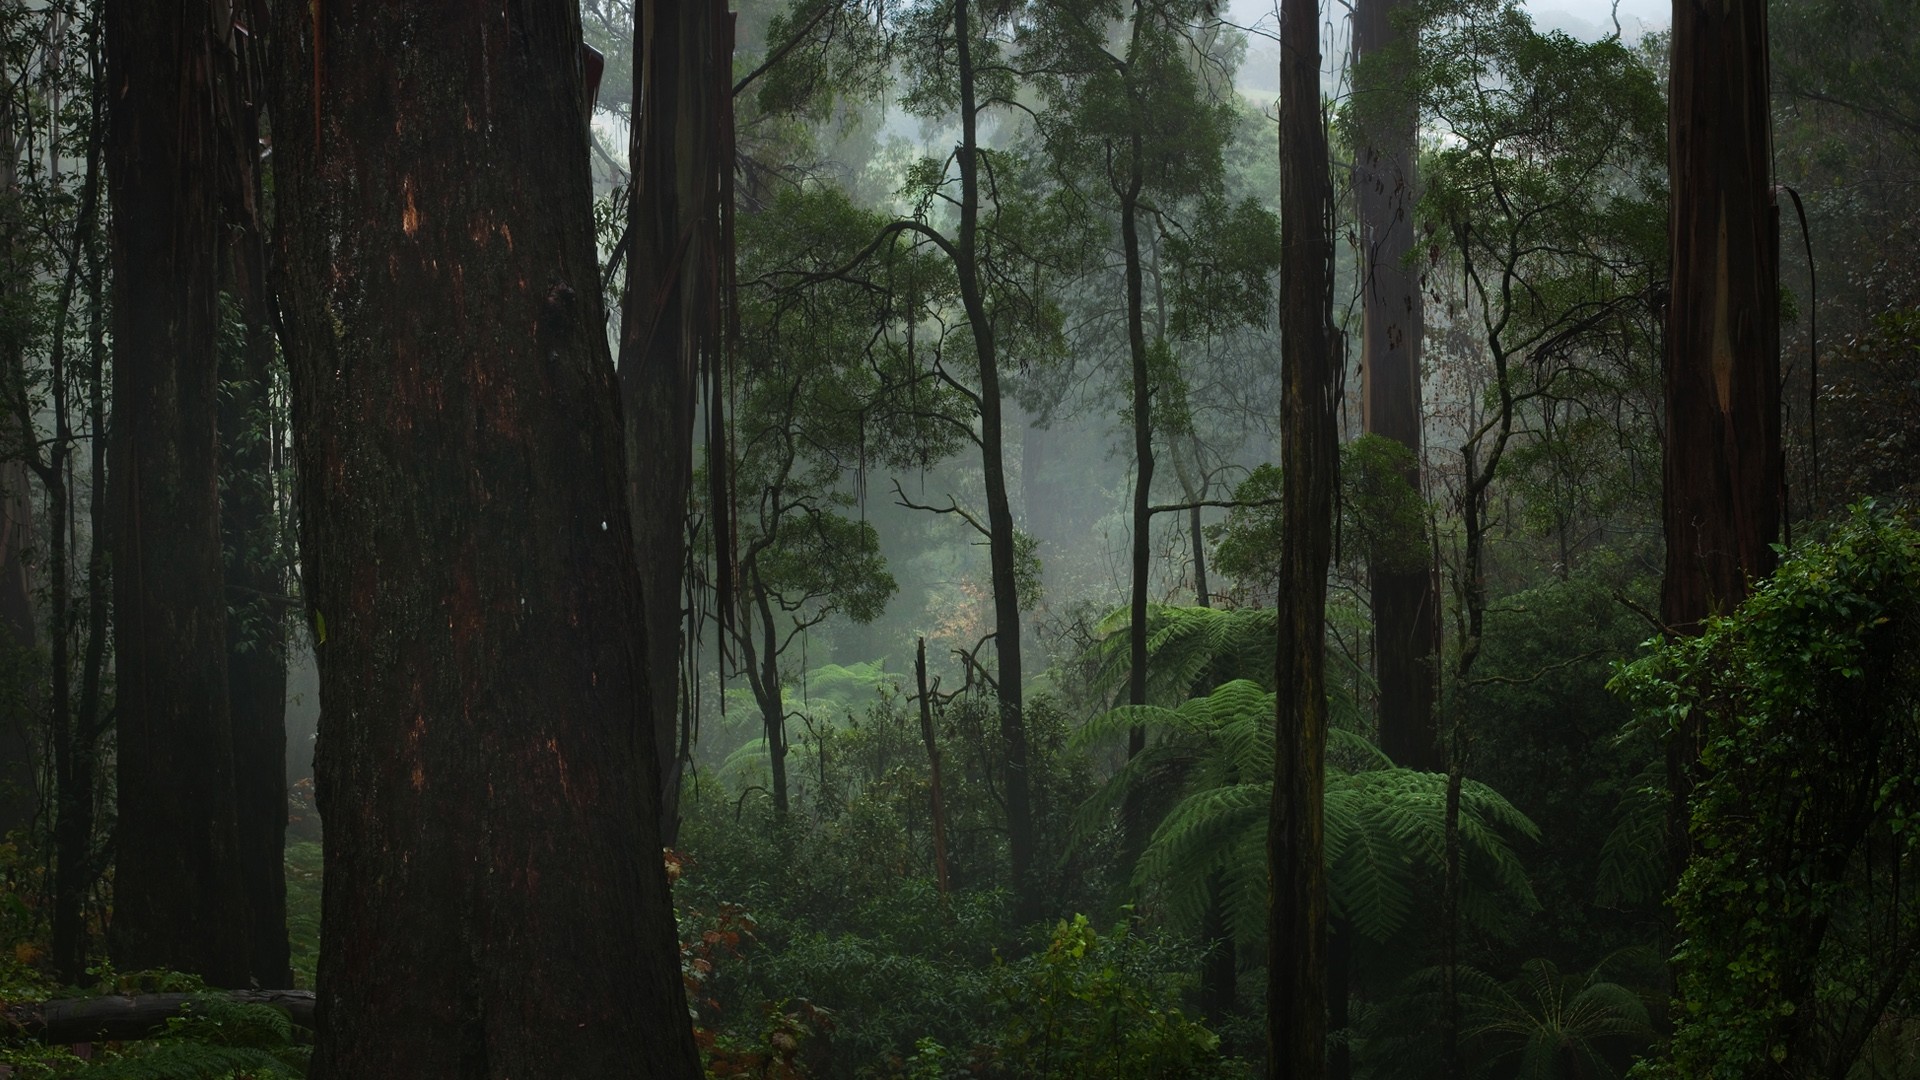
{"left": 1353, "top": 0, "right": 1438, "bottom": 772}
{"left": 1661, "top": 0, "right": 1782, "bottom": 880}
{"left": 0, "top": 43, "right": 36, "bottom": 838}
{"left": 105, "top": 0, "right": 248, "bottom": 987}
{"left": 270, "top": 2, "right": 702, "bottom": 1074}
{"left": 212, "top": 6, "right": 290, "bottom": 989}
{"left": 623, "top": 0, "right": 732, "bottom": 849}
{"left": 1267, "top": 0, "right": 1338, "bottom": 1072}
{"left": 916, "top": 638, "right": 952, "bottom": 896}
{"left": 1122, "top": 124, "right": 1154, "bottom": 878}
{"left": 951, "top": 0, "right": 1034, "bottom": 923}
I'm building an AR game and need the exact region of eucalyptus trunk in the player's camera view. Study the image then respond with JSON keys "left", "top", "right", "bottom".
{"left": 1353, "top": 0, "right": 1439, "bottom": 771}
{"left": 271, "top": 1, "right": 701, "bottom": 1072}
{"left": 105, "top": 0, "right": 248, "bottom": 986}
{"left": 1661, "top": 0, "right": 1782, "bottom": 957}
{"left": 624, "top": 0, "right": 732, "bottom": 848}
{"left": 1268, "top": 0, "right": 1338, "bottom": 1072}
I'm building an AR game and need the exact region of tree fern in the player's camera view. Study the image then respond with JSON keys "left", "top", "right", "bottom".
{"left": 1081, "top": 680, "right": 1539, "bottom": 948}
{"left": 1460, "top": 957, "right": 1651, "bottom": 1080}
{"left": 1089, "top": 605, "right": 1279, "bottom": 705}
{"left": 1594, "top": 762, "right": 1666, "bottom": 907}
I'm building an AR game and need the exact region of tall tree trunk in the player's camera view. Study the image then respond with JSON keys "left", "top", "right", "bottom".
{"left": 212, "top": 4, "right": 290, "bottom": 989}
{"left": 952, "top": 0, "right": 1033, "bottom": 923}
{"left": 270, "top": 2, "right": 701, "bottom": 1074}
{"left": 1661, "top": 0, "right": 1782, "bottom": 877}
{"left": 104, "top": 0, "right": 248, "bottom": 986}
{"left": 624, "top": 0, "right": 732, "bottom": 849}
{"left": 1268, "top": 0, "right": 1337, "bottom": 1072}
{"left": 0, "top": 31, "right": 37, "bottom": 837}
{"left": 1122, "top": 122, "right": 1154, "bottom": 881}
{"left": 1353, "top": 0, "right": 1438, "bottom": 771}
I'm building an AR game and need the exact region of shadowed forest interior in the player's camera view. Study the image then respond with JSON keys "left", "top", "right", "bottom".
{"left": 0, "top": 0, "right": 1917, "bottom": 1077}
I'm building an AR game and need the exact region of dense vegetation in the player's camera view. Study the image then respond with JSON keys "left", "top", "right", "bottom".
{"left": 0, "top": 0, "right": 1915, "bottom": 1077}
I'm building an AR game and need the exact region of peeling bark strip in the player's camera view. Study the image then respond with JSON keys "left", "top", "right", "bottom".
{"left": 1268, "top": 0, "right": 1338, "bottom": 1073}
{"left": 105, "top": 0, "right": 249, "bottom": 988}
{"left": 268, "top": 2, "right": 700, "bottom": 1076}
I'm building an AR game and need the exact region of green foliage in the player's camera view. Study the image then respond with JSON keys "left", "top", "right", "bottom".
{"left": 284, "top": 842, "right": 322, "bottom": 989}
{"left": 1613, "top": 505, "right": 1920, "bottom": 1078}
{"left": 975, "top": 914, "right": 1248, "bottom": 1080}
{"left": 1458, "top": 958, "right": 1651, "bottom": 1080}
{"left": 1089, "top": 604, "right": 1278, "bottom": 706}
{"left": 1075, "top": 679, "right": 1538, "bottom": 948}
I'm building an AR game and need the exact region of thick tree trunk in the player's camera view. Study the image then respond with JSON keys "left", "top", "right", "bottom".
{"left": 1661, "top": 3, "right": 1781, "bottom": 636}
{"left": 1661, "top": 0, "right": 1782, "bottom": 882}
{"left": 105, "top": 0, "right": 248, "bottom": 987}
{"left": 0, "top": 46, "right": 36, "bottom": 837}
{"left": 1353, "top": 0, "right": 1438, "bottom": 771}
{"left": 212, "top": 8, "right": 290, "bottom": 989}
{"left": 270, "top": 2, "right": 701, "bottom": 1075}
{"left": 624, "top": 0, "right": 732, "bottom": 849}
{"left": 1268, "top": 0, "right": 1337, "bottom": 1073}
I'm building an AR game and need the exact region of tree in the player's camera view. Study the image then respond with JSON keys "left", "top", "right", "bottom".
{"left": 1268, "top": 0, "right": 1339, "bottom": 1071}
{"left": 1660, "top": 0, "right": 1781, "bottom": 635}
{"left": 1350, "top": 0, "right": 1440, "bottom": 771}
{"left": 104, "top": 0, "right": 249, "bottom": 986}
{"left": 269, "top": 1, "right": 700, "bottom": 1073}
{"left": 623, "top": 0, "right": 733, "bottom": 848}
{"left": 1022, "top": 0, "right": 1277, "bottom": 887}
{"left": 1661, "top": 0, "right": 1782, "bottom": 918}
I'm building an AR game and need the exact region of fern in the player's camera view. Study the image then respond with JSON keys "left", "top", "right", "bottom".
{"left": 75, "top": 1042, "right": 304, "bottom": 1080}
{"left": 1594, "top": 762, "right": 1666, "bottom": 907}
{"left": 1084, "top": 679, "right": 1539, "bottom": 947}
{"left": 1089, "top": 606, "right": 1279, "bottom": 705}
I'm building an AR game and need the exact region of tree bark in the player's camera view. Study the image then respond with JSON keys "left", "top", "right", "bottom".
{"left": 270, "top": 2, "right": 701, "bottom": 1074}
{"left": 105, "top": 0, "right": 249, "bottom": 987}
{"left": 1268, "top": 0, "right": 1337, "bottom": 1073}
{"left": 1353, "top": 0, "right": 1438, "bottom": 771}
{"left": 624, "top": 0, "right": 733, "bottom": 849}
{"left": 1661, "top": 0, "right": 1782, "bottom": 875}
{"left": 0, "top": 31, "right": 37, "bottom": 838}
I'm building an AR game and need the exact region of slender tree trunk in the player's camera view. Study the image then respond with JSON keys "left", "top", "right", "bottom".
{"left": 212, "top": 4, "right": 290, "bottom": 989}
{"left": 952, "top": 0, "right": 1033, "bottom": 923}
{"left": 105, "top": 0, "right": 248, "bottom": 986}
{"left": 1122, "top": 124, "right": 1154, "bottom": 879}
{"left": 624, "top": 0, "right": 733, "bottom": 849}
{"left": 271, "top": 2, "right": 701, "bottom": 1073}
{"left": 1354, "top": 0, "right": 1438, "bottom": 771}
{"left": 1268, "top": 0, "right": 1338, "bottom": 1072}
{"left": 916, "top": 637, "right": 952, "bottom": 897}
{"left": 751, "top": 579, "right": 789, "bottom": 818}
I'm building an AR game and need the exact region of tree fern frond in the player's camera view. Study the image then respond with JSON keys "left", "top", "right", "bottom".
{"left": 1595, "top": 764, "right": 1667, "bottom": 906}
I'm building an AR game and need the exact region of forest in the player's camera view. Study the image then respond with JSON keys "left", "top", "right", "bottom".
{"left": 0, "top": 0, "right": 1915, "bottom": 1076}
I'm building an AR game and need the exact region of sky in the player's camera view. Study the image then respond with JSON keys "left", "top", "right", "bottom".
{"left": 1226, "top": 0, "right": 1670, "bottom": 40}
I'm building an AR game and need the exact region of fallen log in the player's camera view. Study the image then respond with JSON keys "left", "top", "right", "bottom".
{"left": 6, "top": 990, "right": 315, "bottom": 1044}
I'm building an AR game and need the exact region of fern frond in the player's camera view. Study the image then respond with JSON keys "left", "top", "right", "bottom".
{"left": 1595, "top": 764, "right": 1667, "bottom": 906}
